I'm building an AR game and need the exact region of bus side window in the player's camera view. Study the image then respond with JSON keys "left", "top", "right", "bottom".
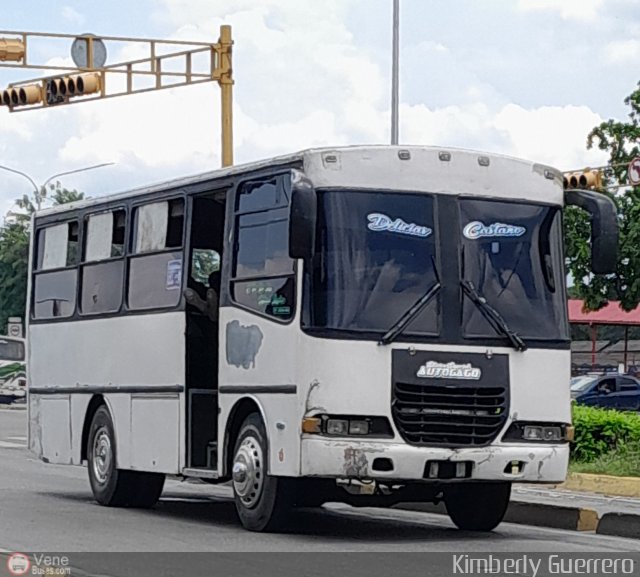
{"left": 80, "top": 209, "right": 126, "bottom": 315}
{"left": 32, "top": 221, "right": 79, "bottom": 319}
{"left": 128, "top": 198, "right": 185, "bottom": 310}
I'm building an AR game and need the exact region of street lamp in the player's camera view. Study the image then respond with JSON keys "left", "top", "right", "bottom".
{"left": 0, "top": 162, "right": 114, "bottom": 211}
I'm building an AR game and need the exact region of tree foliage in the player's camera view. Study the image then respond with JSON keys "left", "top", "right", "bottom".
{"left": 565, "top": 82, "right": 640, "bottom": 311}
{"left": 0, "top": 182, "right": 84, "bottom": 333}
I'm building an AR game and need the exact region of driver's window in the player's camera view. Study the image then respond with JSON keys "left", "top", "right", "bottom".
{"left": 598, "top": 378, "right": 616, "bottom": 393}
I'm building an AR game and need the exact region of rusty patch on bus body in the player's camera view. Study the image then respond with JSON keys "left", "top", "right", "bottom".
{"left": 344, "top": 447, "right": 369, "bottom": 477}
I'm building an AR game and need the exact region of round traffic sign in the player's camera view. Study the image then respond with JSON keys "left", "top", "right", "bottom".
{"left": 629, "top": 157, "right": 640, "bottom": 186}
{"left": 8, "top": 325, "right": 20, "bottom": 337}
{"left": 71, "top": 34, "right": 107, "bottom": 69}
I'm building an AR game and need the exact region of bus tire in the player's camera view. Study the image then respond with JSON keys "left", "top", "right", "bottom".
{"left": 231, "top": 413, "right": 294, "bottom": 532}
{"left": 87, "top": 405, "right": 165, "bottom": 508}
{"left": 444, "top": 482, "right": 511, "bottom": 531}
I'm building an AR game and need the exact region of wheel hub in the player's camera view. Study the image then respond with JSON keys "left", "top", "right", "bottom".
{"left": 232, "top": 435, "right": 264, "bottom": 508}
{"left": 92, "top": 426, "right": 112, "bottom": 485}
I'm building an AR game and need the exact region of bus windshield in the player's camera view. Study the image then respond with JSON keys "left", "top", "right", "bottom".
{"left": 305, "top": 190, "right": 567, "bottom": 343}
{"left": 460, "top": 199, "right": 567, "bottom": 341}
{"left": 306, "top": 190, "right": 439, "bottom": 337}
{"left": 0, "top": 339, "right": 25, "bottom": 361}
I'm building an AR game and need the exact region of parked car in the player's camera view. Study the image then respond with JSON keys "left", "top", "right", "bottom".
{"left": 570, "top": 374, "right": 640, "bottom": 411}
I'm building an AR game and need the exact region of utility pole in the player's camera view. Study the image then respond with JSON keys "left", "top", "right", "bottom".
{"left": 391, "top": 0, "right": 400, "bottom": 145}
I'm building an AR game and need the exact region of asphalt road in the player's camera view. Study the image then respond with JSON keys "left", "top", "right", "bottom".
{"left": 1, "top": 406, "right": 639, "bottom": 571}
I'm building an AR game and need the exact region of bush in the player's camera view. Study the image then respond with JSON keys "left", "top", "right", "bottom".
{"left": 571, "top": 405, "right": 640, "bottom": 462}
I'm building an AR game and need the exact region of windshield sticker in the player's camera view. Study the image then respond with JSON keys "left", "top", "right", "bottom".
{"left": 417, "top": 361, "right": 482, "bottom": 380}
{"left": 367, "top": 213, "right": 432, "bottom": 238}
{"left": 463, "top": 221, "right": 526, "bottom": 240}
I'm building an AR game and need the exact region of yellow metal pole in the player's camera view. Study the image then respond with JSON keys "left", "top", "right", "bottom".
{"left": 219, "top": 25, "right": 233, "bottom": 167}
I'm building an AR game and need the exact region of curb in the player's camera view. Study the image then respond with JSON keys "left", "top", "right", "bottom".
{"left": 558, "top": 473, "right": 640, "bottom": 498}
{"left": 597, "top": 513, "right": 640, "bottom": 539}
{"left": 395, "top": 501, "right": 599, "bottom": 532}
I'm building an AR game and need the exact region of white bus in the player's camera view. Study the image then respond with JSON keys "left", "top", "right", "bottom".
{"left": 27, "top": 145, "right": 617, "bottom": 532}
{"left": 0, "top": 336, "right": 26, "bottom": 404}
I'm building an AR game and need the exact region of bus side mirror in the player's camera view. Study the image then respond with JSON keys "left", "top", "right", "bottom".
{"left": 289, "top": 172, "right": 317, "bottom": 260}
{"left": 565, "top": 189, "right": 618, "bottom": 275}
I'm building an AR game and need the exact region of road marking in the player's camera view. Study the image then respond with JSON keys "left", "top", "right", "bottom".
{"left": 0, "top": 440, "right": 25, "bottom": 448}
{"left": 7, "top": 436, "right": 26, "bottom": 441}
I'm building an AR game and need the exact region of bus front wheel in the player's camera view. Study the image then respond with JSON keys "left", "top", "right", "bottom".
{"left": 444, "top": 482, "right": 511, "bottom": 531}
{"left": 87, "top": 405, "right": 165, "bottom": 508}
{"left": 231, "top": 413, "right": 294, "bottom": 531}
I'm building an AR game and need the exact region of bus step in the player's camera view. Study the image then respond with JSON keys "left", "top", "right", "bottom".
{"left": 182, "top": 467, "right": 219, "bottom": 479}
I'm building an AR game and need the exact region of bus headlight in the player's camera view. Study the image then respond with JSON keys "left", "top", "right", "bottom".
{"left": 326, "top": 419, "right": 350, "bottom": 435}
{"left": 502, "top": 422, "right": 571, "bottom": 443}
{"left": 302, "top": 415, "right": 393, "bottom": 438}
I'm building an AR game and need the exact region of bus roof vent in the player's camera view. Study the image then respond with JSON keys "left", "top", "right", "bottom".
{"left": 478, "top": 156, "right": 491, "bottom": 167}
{"left": 398, "top": 149, "right": 411, "bottom": 160}
{"left": 438, "top": 151, "right": 451, "bottom": 162}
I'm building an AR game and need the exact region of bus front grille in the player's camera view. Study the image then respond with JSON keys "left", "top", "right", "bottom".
{"left": 392, "top": 382, "right": 508, "bottom": 447}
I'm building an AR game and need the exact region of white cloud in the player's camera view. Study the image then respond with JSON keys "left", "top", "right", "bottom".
{"left": 493, "top": 104, "right": 607, "bottom": 169}
{"left": 61, "top": 6, "right": 85, "bottom": 26}
{"left": 397, "top": 101, "right": 607, "bottom": 170}
{"left": 605, "top": 39, "right": 640, "bottom": 64}
{"left": 517, "top": 0, "right": 604, "bottom": 21}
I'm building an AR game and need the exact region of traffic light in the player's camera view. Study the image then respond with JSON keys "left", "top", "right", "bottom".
{"left": 45, "top": 73, "right": 102, "bottom": 106}
{"left": 1, "top": 83, "right": 43, "bottom": 107}
{"left": 0, "top": 38, "right": 25, "bottom": 62}
{"left": 563, "top": 169, "right": 603, "bottom": 191}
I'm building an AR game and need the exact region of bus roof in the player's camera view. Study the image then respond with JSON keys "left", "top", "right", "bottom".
{"left": 36, "top": 145, "right": 563, "bottom": 217}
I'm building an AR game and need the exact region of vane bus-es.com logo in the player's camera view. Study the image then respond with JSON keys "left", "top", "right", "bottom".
{"left": 7, "top": 553, "right": 30, "bottom": 576}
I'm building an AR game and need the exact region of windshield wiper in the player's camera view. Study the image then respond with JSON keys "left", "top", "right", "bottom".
{"left": 378, "top": 281, "right": 441, "bottom": 346}
{"left": 460, "top": 279, "right": 527, "bottom": 352}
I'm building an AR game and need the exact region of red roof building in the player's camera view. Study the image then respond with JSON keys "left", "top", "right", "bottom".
{"left": 569, "top": 299, "right": 640, "bottom": 373}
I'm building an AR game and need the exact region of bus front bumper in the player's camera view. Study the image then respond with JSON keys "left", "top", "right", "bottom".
{"left": 300, "top": 437, "right": 569, "bottom": 483}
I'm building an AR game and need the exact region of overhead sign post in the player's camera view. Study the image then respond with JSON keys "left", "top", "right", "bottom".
{"left": 628, "top": 157, "right": 640, "bottom": 186}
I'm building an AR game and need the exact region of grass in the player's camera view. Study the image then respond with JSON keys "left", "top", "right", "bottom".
{"left": 570, "top": 442, "right": 640, "bottom": 477}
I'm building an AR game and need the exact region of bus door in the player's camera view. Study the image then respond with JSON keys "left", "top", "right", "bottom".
{"left": 185, "top": 193, "right": 226, "bottom": 469}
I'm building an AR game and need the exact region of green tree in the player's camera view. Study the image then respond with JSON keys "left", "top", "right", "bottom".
{"left": 0, "top": 182, "right": 84, "bottom": 333}
{"left": 565, "top": 81, "right": 640, "bottom": 311}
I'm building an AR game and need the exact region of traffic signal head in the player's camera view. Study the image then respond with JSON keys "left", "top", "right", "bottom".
{"left": 0, "top": 83, "right": 43, "bottom": 107}
{"left": 0, "top": 38, "right": 25, "bottom": 62}
{"left": 563, "top": 169, "right": 603, "bottom": 191}
{"left": 45, "top": 73, "right": 102, "bottom": 105}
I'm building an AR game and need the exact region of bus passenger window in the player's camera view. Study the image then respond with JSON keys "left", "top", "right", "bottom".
{"left": 128, "top": 198, "right": 185, "bottom": 311}
{"left": 33, "top": 221, "right": 79, "bottom": 319}
{"left": 80, "top": 210, "right": 126, "bottom": 315}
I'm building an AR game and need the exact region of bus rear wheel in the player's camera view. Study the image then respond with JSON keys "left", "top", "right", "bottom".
{"left": 444, "top": 482, "right": 511, "bottom": 531}
{"left": 87, "top": 405, "right": 165, "bottom": 508}
{"left": 231, "top": 413, "right": 294, "bottom": 531}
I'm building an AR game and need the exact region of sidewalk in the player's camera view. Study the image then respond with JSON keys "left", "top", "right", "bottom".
{"left": 513, "top": 484, "right": 640, "bottom": 517}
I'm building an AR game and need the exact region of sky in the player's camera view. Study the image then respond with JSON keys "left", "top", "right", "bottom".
{"left": 1, "top": 0, "right": 639, "bottom": 216}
